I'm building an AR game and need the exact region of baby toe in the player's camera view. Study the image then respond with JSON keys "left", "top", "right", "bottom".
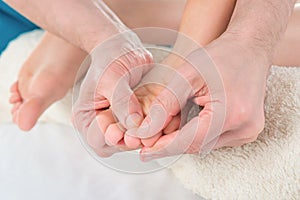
{"left": 141, "top": 132, "right": 162, "bottom": 147}
{"left": 17, "top": 98, "right": 46, "bottom": 131}
{"left": 163, "top": 115, "right": 181, "bottom": 134}
{"left": 124, "top": 134, "right": 141, "bottom": 149}
{"left": 11, "top": 102, "right": 22, "bottom": 115}
{"left": 10, "top": 81, "right": 18, "bottom": 93}
{"left": 9, "top": 93, "right": 22, "bottom": 104}
{"left": 105, "top": 123, "right": 124, "bottom": 146}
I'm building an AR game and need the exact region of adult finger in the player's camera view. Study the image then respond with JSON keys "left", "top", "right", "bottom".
{"left": 86, "top": 109, "right": 119, "bottom": 157}
{"left": 140, "top": 101, "right": 225, "bottom": 161}
{"left": 107, "top": 56, "right": 153, "bottom": 130}
{"left": 109, "top": 77, "right": 144, "bottom": 129}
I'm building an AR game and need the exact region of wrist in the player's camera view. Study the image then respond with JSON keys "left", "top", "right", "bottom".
{"left": 220, "top": 31, "right": 273, "bottom": 68}
{"left": 78, "top": 23, "right": 120, "bottom": 52}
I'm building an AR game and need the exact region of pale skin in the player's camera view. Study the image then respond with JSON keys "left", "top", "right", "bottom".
{"left": 7, "top": 0, "right": 236, "bottom": 135}
{"left": 139, "top": 0, "right": 299, "bottom": 160}
{"left": 115, "top": 0, "right": 237, "bottom": 148}
{"left": 6, "top": 0, "right": 300, "bottom": 158}
{"left": 9, "top": 33, "right": 87, "bottom": 130}
{"left": 7, "top": 0, "right": 238, "bottom": 151}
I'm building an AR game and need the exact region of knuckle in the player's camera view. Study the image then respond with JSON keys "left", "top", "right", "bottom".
{"left": 226, "top": 103, "right": 265, "bottom": 129}
{"left": 226, "top": 107, "right": 248, "bottom": 128}
{"left": 251, "top": 118, "right": 265, "bottom": 134}
{"left": 248, "top": 109, "right": 265, "bottom": 133}
{"left": 226, "top": 106, "right": 265, "bottom": 145}
{"left": 233, "top": 105, "right": 252, "bottom": 124}
{"left": 238, "top": 120, "right": 265, "bottom": 144}
{"left": 243, "top": 133, "right": 260, "bottom": 144}
{"left": 244, "top": 115, "right": 265, "bottom": 143}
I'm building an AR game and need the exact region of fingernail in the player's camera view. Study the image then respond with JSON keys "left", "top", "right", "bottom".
{"left": 125, "top": 128, "right": 137, "bottom": 137}
{"left": 136, "top": 121, "right": 150, "bottom": 137}
{"left": 125, "top": 113, "right": 143, "bottom": 128}
{"left": 105, "top": 137, "right": 113, "bottom": 146}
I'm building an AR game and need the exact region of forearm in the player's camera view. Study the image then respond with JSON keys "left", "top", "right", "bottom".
{"left": 179, "top": 0, "right": 236, "bottom": 46}
{"left": 224, "top": 0, "right": 297, "bottom": 62}
{"left": 4, "top": 0, "right": 125, "bottom": 52}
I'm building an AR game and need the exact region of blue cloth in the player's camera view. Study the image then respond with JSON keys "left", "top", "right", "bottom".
{"left": 0, "top": 1, "right": 39, "bottom": 54}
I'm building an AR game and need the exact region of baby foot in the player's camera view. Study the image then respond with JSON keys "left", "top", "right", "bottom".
{"left": 104, "top": 81, "right": 181, "bottom": 149}
{"left": 135, "top": 83, "right": 182, "bottom": 147}
{"left": 133, "top": 54, "right": 187, "bottom": 147}
{"left": 104, "top": 56, "right": 185, "bottom": 149}
{"left": 9, "top": 32, "right": 87, "bottom": 131}
{"left": 103, "top": 83, "right": 166, "bottom": 148}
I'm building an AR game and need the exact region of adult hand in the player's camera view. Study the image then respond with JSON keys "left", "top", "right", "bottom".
{"left": 72, "top": 31, "right": 153, "bottom": 157}
{"left": 135, "top": 34, "right": 270, "bottom": 161}
{"left": 134, "top": 0, "right": 296, "bottom": 161}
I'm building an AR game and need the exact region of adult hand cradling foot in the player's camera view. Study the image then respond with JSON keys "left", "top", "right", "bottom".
{"left": 5, "top": 0, "right": 300, "bottom": 161}
{"left": 133, "top": 0, "right": 296, "bottom": 161}
{"left": 73, "top": 30, "right": 268, "bottom": 160}
{"left": 72, "top": 31, "right": 153, "bottom": 157}
{"left": 137, "top": 34, "right": 269, "bottom": 161}
{"left": 73, "top": 0, "right": 294, "bottom": 160}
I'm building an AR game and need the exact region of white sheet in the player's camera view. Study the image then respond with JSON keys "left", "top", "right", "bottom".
{"left": 0, "top": 123, "right": 203, "bottom": 200}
